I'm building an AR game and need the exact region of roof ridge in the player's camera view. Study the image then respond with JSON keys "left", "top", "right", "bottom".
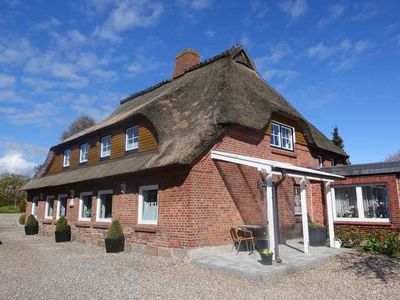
{"left": 120, "top": 44, "right": 243, "bottom": 105}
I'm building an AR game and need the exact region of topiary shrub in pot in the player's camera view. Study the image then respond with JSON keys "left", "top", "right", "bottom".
{"left": 25, "top": 215, "right": 38, "bottom": 235}
{"left": 55, "top": 216, "right": 71, "bottom": 243}
{"left": 309, "top": 222, "right": 327, "bottom": 246}
{"left": 19, "top": 214, "right": 26, "bottom": 225}
{"left": 105, "top": 221, "right": 124, "bottom": 253}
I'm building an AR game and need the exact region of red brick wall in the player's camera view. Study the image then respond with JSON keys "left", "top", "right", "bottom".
{"left": 26, "top": 124, "right": 332, "bottom": 249}
{"left": 332, "top": 174, "right": 400, "bottom": 233}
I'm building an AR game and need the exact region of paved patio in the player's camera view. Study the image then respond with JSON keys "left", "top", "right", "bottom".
{"left": 193, "top": 240, "right": 346, "bottom": 281}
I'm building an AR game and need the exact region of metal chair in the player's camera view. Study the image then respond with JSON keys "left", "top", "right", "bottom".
{"left": 230, "top": 227, "right": 256, "bottom": 254}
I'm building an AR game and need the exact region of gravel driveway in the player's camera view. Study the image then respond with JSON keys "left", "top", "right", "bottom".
{"left": 1, "top": 214, "right": 399, "bottom": 300}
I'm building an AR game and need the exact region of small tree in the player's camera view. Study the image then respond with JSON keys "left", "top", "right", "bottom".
{"left": 0, "top": 174, "right": 29, "bottom": 208}
{"left": 55, "top": 216, "right": 69, "bottom": 232}
{"left": 384, "top": 150, "right": 400, "bottom": 162}
{"left": 107, "top": 221, "right": 124, "bottom": 239}
{"left": 61, "top": 115, "right": 95, "bottom": 141}
{"left": 331, "top": 126, "right": 345, "bottom": 150}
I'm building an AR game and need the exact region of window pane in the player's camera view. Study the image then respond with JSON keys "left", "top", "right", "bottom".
{"left": 64, "top": 149, "right": 71, "bottom": 166}
{"left": 271, "top": 123, "right": 280, "bottom": 146}
{"left": 335, "top": 187, "right": 358, "bottom": 218}
{"left": 82, "top": 195, "right": 92, "bottom": 218}
{"left": 281, "top": 126, "right": 293, "bottom": 150}
{"left": 33, "top": 198, "right": 38, "bottom": 216}
{"left": 60, "top": 196, "right": 67, "bottom": 217}
{"left": 47, "top": 198, "right": 54, "bottom": 217}
{"left": 80, "top": 143, "right": 88, "bottom": 162}
{"left": 126, "top": 127, "right": 138, "bottom": 150}
{"left": 101, "top": 136, "right": 111, "bottom": 156}
{"left": 100, "top": 193, "right": 112, "bottom": 219}
{"left": 294, "top": 186, "right": 301, "bottom": 215}
{"left": 142, "top": 189, "right": 158, "bottom": 221}
{"left": 362, "top": 185, "right": 390, "bottom": 218}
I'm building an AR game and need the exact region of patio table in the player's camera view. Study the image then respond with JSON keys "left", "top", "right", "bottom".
{"left": 237, "top": 225, "right": 269, "bottom": 251}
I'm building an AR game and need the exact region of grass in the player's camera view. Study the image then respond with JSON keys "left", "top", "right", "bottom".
{"left": 0, "top": 203, "right": 20, "bottom": 214}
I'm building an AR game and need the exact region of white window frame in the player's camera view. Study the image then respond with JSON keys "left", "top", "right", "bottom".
{"left": 331, "top": 159, "right": 335, "bottom": 166}
{"left": 332, "top": 184, "right": 390, "bottom": 223}
{"left": 96, "top": 189, "right": 113, "bottom": 223}
{"left": 56, "top": 194, "right": 68, "bottom": 220}
{"left": 44, "top": 195, "right": 55, "bottom": 219}
{"left": 100, "top": 136, "right": 111, "bottom": 158}
{"left": 125, "top": 126, "right": 139, "bottom": 151}
{"left": 31, "top": 196, "right": 39, "bottom": 217}
{"left": 270, "top": 121, "right": 295, "bottom": 151}
{"left": 138, "top": 185, "right": 159, "bottom": 225}
{"left": 79, "top": 143, "right": 89, "bottom": 163}
{"left": 63, "top": 149, "right": 71, "bottom": 167}
{"left": 78, "top": 192, "right": 93, "bottom": 222}
{"left": 318, "top": 155, "right": 323, "bottom": 168}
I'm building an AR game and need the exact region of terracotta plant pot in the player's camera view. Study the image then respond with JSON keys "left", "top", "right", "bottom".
{"left": 105, "top": 237, "right": 125, "bottom": 253}
{"left": 24, "top": 225, "right": 38, "bottom": 235}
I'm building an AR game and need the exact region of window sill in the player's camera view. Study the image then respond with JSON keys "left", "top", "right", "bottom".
{"left": 271, "top": 147, "right": 297, "bottom": 158}
{"left": 92, "top": 222, "right": 110, "bottom": 229}
{"left": 42, "top": 219, "right": 54, "bottom": 224}
{"left": 134, "top": 225, "right": 158, "bottom": 233}
{"left": 334, "top": 220, "right": 391, "bottom": 226}
{"left": 75, "top": 222, "right": 91, "bottom": 228}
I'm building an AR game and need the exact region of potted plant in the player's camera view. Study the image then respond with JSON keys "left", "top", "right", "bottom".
{"left": 18, "top": 214, "right": 26, "bottom": 226}
{"left": 55, "top": 216, "right": 71, "bottom": 243}
{"left": 259, "top": 249, "right": 273, "bottom": 265}
{"left": 24, "top": 215, "right": 38, "bottom": 235}
{"left": 105, "top": 221, "right": 124, "bottom": 253}
{"left": 309, "top": 222, "right": 327, "bottom": 246}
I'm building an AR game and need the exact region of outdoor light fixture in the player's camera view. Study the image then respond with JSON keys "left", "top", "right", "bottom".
{"left": 120, "top": 182, "right": 127, "bottom": 194}
{"left": 69, "top": 190, "right": 75, "bottom": 207}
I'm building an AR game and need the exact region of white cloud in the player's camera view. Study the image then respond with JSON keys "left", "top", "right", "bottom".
{"left": 21, "top": 77, "right": 56, "bottom": 92}
{"left": 351, "top": 2, "right": 379, "bottom": 22}
{"left": 0, "top": 90, "right": 25, "bottom": 103}
{"left": 206, "top": 30, "right": 216, "bottom": 38}
{"left": 94, "top": 0, "right": 164, "bottom": 42}
{"left": 250, "top": 0, "right": 269, "bottom": 19}
{"left": 31, "top": 17, "right": 61, "bottom": 31}
{"left": 279, "top": 0, "right": 308, "bottom": 19}
{"left": 255, "top": 43, "right": 293, "bottom": 67}
{"left": 317, "top": 4, "right": 344, "bottom": 28}
{"left": 262, "top": 68, "right": 299, "bottom": 86}
{"left": 126, "top": 55, "right": 160, "bottom": 75}
{"left": 307, "top": 39, "right": 372, "bottom": 71}
{"left": 177, "top": 0, "right": 212, "bottom": 10}
{"left": 0, "top": 153, "right": 36, "bottom": 176}
{"left": 0, "top": 138, "right": 48, "bottom": 158}
{"left": 0, "top": 73, "right": 16, "bottom": 88}
{"left": 0, "top": 38, "right": 37, "bottom": 64}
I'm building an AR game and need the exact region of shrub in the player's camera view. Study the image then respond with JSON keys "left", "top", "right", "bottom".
{"left": 18, "top": 214, "right": 26, "bottom": 225}
{"left": 18, "top": 199, "right": 27, "bottom": 212}
{"left": 363, "top": 230, "right": 400, "bottom": 258}
{"left": 336, "top": 226, "right": 365, "bottom": 248}
{"left": 25, "top": 214, "right": 38, "bottom": 226}
{"left": 309, "top": 222, "right": 324, "bottom": 229}
{"left": 107, "top": 221, "right": 124, "bottom": 239}
{"left": 55, "top": 216, "right": 69, "bottom": 232}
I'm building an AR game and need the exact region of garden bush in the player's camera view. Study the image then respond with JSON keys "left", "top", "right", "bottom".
{"left": 309, "top": 222, "right": 324, "bottom": 229}
{"left": 18, "top": 214, "right": 26, "bottom": 225}
{"left": 25, "top": 214, "right": 38, "bottom": 226}
{"left": 336, "top": 226, "right": 365, "bottom": 248}
{"left": 363, "top": 230, "right": 400, "bottom": 258}
{"left": 55, "top": 216, "right": 69, "bottom": 232}
{"left": 107, "top": 221, "right": 124, "bottom": 239}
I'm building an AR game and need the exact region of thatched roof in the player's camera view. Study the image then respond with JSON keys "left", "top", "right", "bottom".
{"left": 22, "top": 45, "right": 347, "bottom": 191}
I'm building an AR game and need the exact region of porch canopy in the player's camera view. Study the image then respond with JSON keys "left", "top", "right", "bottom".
{"left": 211, "top": 150, "right": 344, "bottom": 260}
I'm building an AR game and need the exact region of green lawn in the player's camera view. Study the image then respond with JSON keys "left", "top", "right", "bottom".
{"left": 0, "top": 203, "right": 20, "bottom": 214}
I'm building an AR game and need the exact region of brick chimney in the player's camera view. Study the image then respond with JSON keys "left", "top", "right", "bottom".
{"left": 173, "top": 49, "right": 200, "bottom": 78}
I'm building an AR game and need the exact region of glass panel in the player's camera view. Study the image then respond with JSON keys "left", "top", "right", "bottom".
{"left": 334, "top": 187, "right": 358, "bottom": 218}
{"left": 101, "top": 136, "right": 111, "bottom": 156}
{"left": 59, "top": 196, "right": 67, "bottom": 217}
{"left": 82, "top": 195, "right": 92, "bottom": 218}
{"left": 100, "top": 193, "right": 113, "bottom": 219}
{"left": 270, "top": 123, "right": 280, "bottom": 147}
{"left": 362, "top": 185, "right": 390, "bottom": 219}
{"left": 126, "top": 127, "right": 138, "bottom": 150}
{"left": 80, "top": 143, "right": 88, "bottom": 162}
{"left": 33, "top": 198, "right": 38, "bottom": 216}
{"left": 281, "top": 126, "right": 293, "bottom": 150}
{"left": 142, "top": 189, "right": 158, "bottom": 221}
{"left": 47, "top": 198, "right": 54, "bottom": 217}
{"left": 63, "top": 149, "right": 71, "bottom": 166}
{"left": 294, "top": 186, "right": 301, "bottom": 215}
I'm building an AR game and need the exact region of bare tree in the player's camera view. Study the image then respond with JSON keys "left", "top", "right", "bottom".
{"left": 61, "top": 115, "right": 95, "bottom": 141}
{"left": 384, "top": 150, "right": 400, "bottom": 162}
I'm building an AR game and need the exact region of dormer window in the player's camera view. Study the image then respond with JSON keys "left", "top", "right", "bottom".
{"left": 80, "top": 143, "right": 89, "bottom": 163}
{"left": 101, "top": 136, "right": 111, "bottom": 158}
{"left": 270, "top": 121, "right": 294, "bottom": 151}
{"left": 63, "top": 149, "right": 71, "bottom": 167}
{"left": 125, "top": 126, "right": 139, "bottom": 151}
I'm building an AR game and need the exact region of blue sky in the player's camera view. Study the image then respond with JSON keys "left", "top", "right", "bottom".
{"left": 0, "top": 0, "right": 399, "bottom": 175}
